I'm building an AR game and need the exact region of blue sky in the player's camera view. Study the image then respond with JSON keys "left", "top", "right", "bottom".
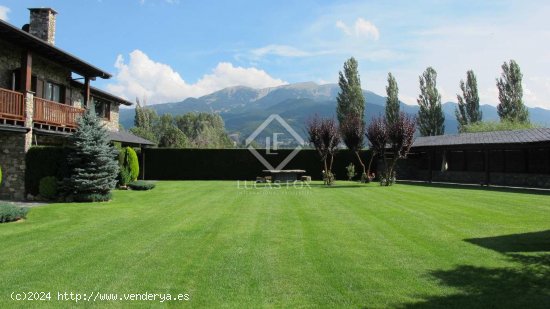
{"left": 1, "top": 0, "right": 549, "bottom": 108}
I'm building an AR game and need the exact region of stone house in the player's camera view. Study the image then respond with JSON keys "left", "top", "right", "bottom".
{"left": 0, "top": 8, "right": 153, "bottom": 200}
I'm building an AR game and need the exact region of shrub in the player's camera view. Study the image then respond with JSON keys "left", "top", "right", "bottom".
{"left": 118, "top": 167, "right": 132, "bottom": 187}
{"left": 128, "top": 181, "right": 156, "bottom": 191}
{"left": 0, "top": 204, "right": 29, "bottom": 223}
{"left": 126, "top": 147, "right": 139, "bottom": 181}
{"left": 0, "top": 164, "right": 2, "bottom": 186}
{"left": 462, "top": 120, "right": 538, "bottom": 133}
{"left": 346, "top": 163, "right": 356, "bottom": 181}
{"left": 39, "top": 176, "right": 58, "bottom": 200}
{"left": 119, "top": 147, "right": 140, "bottom": 182}
{"left": 73, "top": 192, "right": 112, "bottom": 203}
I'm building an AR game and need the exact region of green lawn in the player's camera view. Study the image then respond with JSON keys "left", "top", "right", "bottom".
{"left": 1, "top": 181, "right": 549, "bottom": 308}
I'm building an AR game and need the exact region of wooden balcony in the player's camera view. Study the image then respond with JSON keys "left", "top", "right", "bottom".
{"left": 0, "top": 87, "right": 85, "bottom": 132}
{"left": 33, "top": 97, "right": 85, "bottom": 131}
{"left": 0, "top": 88, "right": 25, "bottom": 126}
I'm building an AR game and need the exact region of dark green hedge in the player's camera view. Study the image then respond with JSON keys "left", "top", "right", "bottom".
{"left": 142, "top": 148, "right": 373, "bottom": 181}
{"left": 25, "top": 146, "right": 70, "bottom": 195}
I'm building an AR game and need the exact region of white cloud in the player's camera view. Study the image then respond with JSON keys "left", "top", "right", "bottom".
{"left": 0, "top": 5, "right": 10, "bottom": 21}
{"left": 251, "top": 44, "right": 311, "bottom": 58}
{"left": 336, "top": 18, "right": 379, "bottom": 40}
{"left": 106, "top": 50, "right": 286, "bottom": 104}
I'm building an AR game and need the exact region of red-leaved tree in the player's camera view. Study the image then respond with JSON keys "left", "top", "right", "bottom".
{"left": 365, "top": 116, "right": 388, "bottom": 180}
{"left": 340, "top": 115, "right": 367, "bottom": 181}
{"left": 306, "top": 115, "right": 340, "bottom": 185}
{"left": 366, "top": 113, "right": 416, "bottom": 186}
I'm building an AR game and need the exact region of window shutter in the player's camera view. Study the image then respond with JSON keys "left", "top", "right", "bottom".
{"left": 36, "top": 78, "right": 44, "bottom": 99}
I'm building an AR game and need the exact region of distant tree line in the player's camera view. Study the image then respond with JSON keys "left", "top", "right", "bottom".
{"left": 131, "top": 99, "right": 235, "bottom": 148}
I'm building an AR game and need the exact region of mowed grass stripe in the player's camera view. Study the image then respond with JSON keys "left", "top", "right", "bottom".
{"left": 0, "top": 181, "right": 549, "bottom": 308}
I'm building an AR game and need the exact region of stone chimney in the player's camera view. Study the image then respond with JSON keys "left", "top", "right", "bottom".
{"left": 28, "top": 8, "right": 57, "bottom": 45}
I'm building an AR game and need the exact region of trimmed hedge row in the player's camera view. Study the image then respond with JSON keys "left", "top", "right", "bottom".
{"left": 142, "top": 148, "right": 373, "bottom": 181}
{"left": 25, "top": 147, "right": 70, "bottom": 196}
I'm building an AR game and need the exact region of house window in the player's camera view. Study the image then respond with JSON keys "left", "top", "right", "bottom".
{"left": 30, "top": 77, "right": 65, "bottom": 103}
{"left": 45, "top": 81, "right": 62, "bottom": 102}
{"left": 94, "top": 97, "right": 111, "bottom": 120}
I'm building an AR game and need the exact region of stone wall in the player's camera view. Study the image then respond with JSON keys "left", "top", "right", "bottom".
{"left": 29, "top": 9, "right": 56, "bottom": 45}
{"left": 0, "top": 132, "right": 27, "bottom": 200}
{"left": 32, "top": 55, "right": 71, "bottom": 87}
{"left": 0, "top": 39, "right": 23, "bottom": 90}
{"left": 103, "top": 103, "right": 120, "bottom": 132}
{"left": 33, "top": 134, "right": 69, "bottom": 146}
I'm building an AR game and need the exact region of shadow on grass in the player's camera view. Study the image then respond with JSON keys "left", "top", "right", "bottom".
{"left": 466, "top": 230, "right": 550, "bottom": 253}
{"left": 399, "top": 230, "right": 550, "bottom": 308}
{"left": 397, "top": 180, "right": 550, "bottom": 196}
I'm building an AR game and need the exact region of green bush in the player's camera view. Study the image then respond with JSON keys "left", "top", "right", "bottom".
{"left": 118, "top": 167, "right": 132, "bottom": 187}
{"left": 0, "top": 164, "right": 2, "bottom": 187}
{"left": 128, "top": 181, "right": 155, "bottom": 191}
{"left": 119, "top": 147, "right": 140, "bottom": 182}
{"left": 346, "top": 163, "right": 356, "bottom": 181}
{"left": 462, "top": 120, "right": 538, "bottom": 133}
{"left": 0, "top": 204, "right": 29, "bottom": 223}
{"left": 25, "top": 147, "right": 70, "bottom": 196}
{"left": 73, "top": 192, "right": 112, "bottom": 203}
{"left": 39, "top": 176, "right": 58, "bottom": 199}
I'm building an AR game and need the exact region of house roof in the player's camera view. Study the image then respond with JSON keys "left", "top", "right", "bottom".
{"left": 109, "top": 130, "right": 156, "bottom": 146}
{"left": 0, "top": 18, "right": 111, "bottom": 79}
{"left": 412, "top": 128, "right": 550, "bottom": 149}
{"left": 70, "top": 80, "right": 132, "bottom": 106}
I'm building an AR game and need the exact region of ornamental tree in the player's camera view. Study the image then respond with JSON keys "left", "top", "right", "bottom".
{"left": 64, "top": 109, "right": 119, "bottom": 202}
{"left": 385, "top": 112, "right": 416, "bottom": 185}
{"left": 340, "top": 114, "right": 367, "bottom": 181}
{"left": 365, "top": 116, "right": 388, "bottom": 179}
{"left": 307, "top": 115, "right": 340, "bottom": 185}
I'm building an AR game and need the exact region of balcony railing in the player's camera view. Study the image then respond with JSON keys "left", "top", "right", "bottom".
{"left": 0, "top": 88, "right": 25, "bottom": 121}
{"left": 33, "top": 97, "right": 85, "bottom": 128}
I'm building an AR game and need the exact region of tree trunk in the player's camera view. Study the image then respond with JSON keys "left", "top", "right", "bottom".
{"left": 366, "top": 151, "right": 376, "bottom": 176}
{"left": 355, "top": 151, "right": 366, "bottom": 179}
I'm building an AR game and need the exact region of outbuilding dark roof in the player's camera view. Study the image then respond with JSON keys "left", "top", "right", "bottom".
{"left": 0, "top": 18, "right": 111, "bottom": 79}
{"left": 412, "top": 128, "right": 550, "bottom": 148}
{"left": 109, "top": 131, "right": 156, "bottom": 146}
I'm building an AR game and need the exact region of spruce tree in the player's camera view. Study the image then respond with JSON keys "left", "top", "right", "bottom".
{"left": 385, "top": 72, "right": 400, "bottom": 126}
{"left": 336, "top": 57, "right": 365, "bottom": 124}
{"left": 64, "top": 109, "right": 119, "bottom": 202}
{"left": 456, "top": 70, "right": 482, "bottom": 131}
{"left": 496, "top": 60, "right": 529, "bottom": 123}
{"left": 417, "top": 67, "right": 445, "bottom": 136}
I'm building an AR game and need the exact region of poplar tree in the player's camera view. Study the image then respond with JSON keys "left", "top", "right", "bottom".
{"left": 417, "top": 67, "right": 445, "bottom": 136}
{"left": 336, "top": 57, "right": 365, "bottom": 124}
{"left": 496, "top": 60, "right": 529, "bottom": 123}
{"left": 385, "top": 72, "right": 400, "bottom": 126}
{"left": 456, "top": 70, "right": 482, "bottom": 131}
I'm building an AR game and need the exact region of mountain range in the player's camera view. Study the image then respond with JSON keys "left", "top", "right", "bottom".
{"left": 119, "top": 82, "right": 550, "bottom": 142}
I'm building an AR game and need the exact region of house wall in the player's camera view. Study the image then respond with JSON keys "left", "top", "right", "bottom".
{"left": 0, "top": 132, "right": 28, "bottom": 200}
{"left": 85, "top": 98, "right": 120, "bottom": 132}
{"left": 0, "top": 39, "right": 23, "bottom": 90}
{"left": 32, "top": 55, "right": 71, "bottom": 88}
